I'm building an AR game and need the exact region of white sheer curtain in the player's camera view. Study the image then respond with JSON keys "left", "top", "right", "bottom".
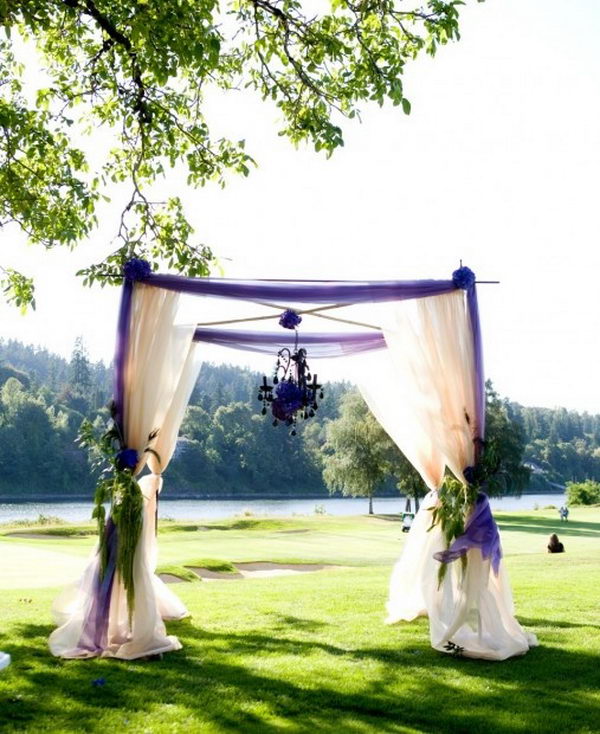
{"left": 358, "top": 291, "right": 537, "bottom": 660}
{"left": 50, "top": 285, "right": 201, "bottom": 659}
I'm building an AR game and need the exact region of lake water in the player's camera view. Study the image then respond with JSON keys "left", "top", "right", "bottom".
{"left": 0, "top": 493, "right": 566, "bottom": 524}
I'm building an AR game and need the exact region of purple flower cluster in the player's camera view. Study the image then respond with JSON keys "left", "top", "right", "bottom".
{"left": 462, "top": 465, "right": 476, "bottom": 485}
{"left": 279, "top": 309, "right": 302, "bottom": 330}
{"left": 271, "top": 381, "right": 304, "bottom": 421}
{"left": 451, "top": 266, "right": 476, "bottom": 290}
{"left": 116, "top": 448, "right": 139, "bottom": 471}
{"left": 123, "top": 258, "right": 152, "bottom": 281}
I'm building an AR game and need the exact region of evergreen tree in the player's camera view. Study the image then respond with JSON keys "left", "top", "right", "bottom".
{"left": 69, "top": 337, "right": 91, "bottom": 394}
{"left": 0, "top": 340, "right": 598, "bottom": 500}
{"left": 483, "top": 381, "right": 531, "bottom": 496}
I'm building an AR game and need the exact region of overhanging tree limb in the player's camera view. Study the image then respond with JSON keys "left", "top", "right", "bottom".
{"left": 0, "top": 0, "right": 484, "bottom": 307}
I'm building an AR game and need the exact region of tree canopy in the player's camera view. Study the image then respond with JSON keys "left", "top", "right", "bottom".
{"left": 322, "top": 390, "right": 404, "bottom": 514}
{"left": 1, "top": 338, "right": 599, "bottom": 501}
{"left": 566, "top": 480, "right": 600, "bottom": 507}
{"left": 0, "top": 0, "right": 481, "bottom": 307}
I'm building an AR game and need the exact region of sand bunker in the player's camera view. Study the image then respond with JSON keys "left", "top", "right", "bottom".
{"left": 235, "top": 562, "right": 333, "bottom": 576}
{"left": 159, "top": 573, "right": 187, "bottom": 584}
{"left": 158, "top": 561, "right": 340, "bottom": 584}
{"left": 169, "top": 562, "right": 340, "bottom": 582}
{"left": 186, "top": 566, "right": 243, "bottom": 580}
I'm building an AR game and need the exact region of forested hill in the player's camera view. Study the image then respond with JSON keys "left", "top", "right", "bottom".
{"left": 0, "top": 338, "right": 599, "bottom": 499}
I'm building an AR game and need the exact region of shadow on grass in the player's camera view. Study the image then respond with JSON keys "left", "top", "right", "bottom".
{"left": 497, "top": 514, "right": 600, "bottom": 538}
{"left": 269, "top": 614, "right": 329, "bottom": 633}
{"left": 1, "top": 617, "right": 599, "bottom": 734}
{"left": 518, "top": 616, "right": 600, "bottom": 631}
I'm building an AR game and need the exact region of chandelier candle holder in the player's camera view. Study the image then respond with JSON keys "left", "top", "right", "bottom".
{"left": 257, "top": 309, "right": 324, "bottom": 435}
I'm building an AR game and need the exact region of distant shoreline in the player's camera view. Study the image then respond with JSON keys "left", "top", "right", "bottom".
{"left": 0, "top": 493, "right": 352, "bottom": 503}
{"left": 0, "top": 489, "right": 566, "bottom": 503}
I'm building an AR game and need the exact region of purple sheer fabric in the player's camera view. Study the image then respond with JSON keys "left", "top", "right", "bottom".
{"left": 78, "top": 519, "right": 118, "bottom": 653}
{"left": 433, "top": 493, "right": 502, "bottom": 575}
{"left": 467, "top": 286, "right": 485, "bottom": 455}
{"left": 113, "top": 272, "right": 486, "bottom": 454}
{"left": 105, "top": 267, "right": 488, "bottom": 653}
{"left": 141, "top": 273, "right": 457, "bottom": 304}
{"left": 193, "top": 327, "right": 386, "bottom": 358}
{"left": 133, "top": 270, "right": 484, "bottom": 442}
{"left": 113, "top": 279, "right": 134, "bottom": 434}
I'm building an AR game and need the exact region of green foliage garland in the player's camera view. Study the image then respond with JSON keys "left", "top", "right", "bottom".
{"left": 78, "top": 413, "right": 159, "bottom": 622}
{"left": 430, "top": 476, "right": 476, "bottom": 585}
{"left": 427, "top": 382, "right": 535, "bottom": 584}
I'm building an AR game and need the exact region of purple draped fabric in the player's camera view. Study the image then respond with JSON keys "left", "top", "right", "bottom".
{"left": 467, "top": 286, "right": 485, "bottom": 456}
{"left": 433, "top": 493, "right": 502, "bottom": 575}
{"left": 193, "top": 327, "right": 386, "bottom": 358}
{"left": 78, "top": 519, "right": 118, "bottom": 653}
{"left": 102, "top": 266, "right": 489, "bottom": 653}
{"left": 113, "top": 279, "right": 134, "bottom": 434}
{"left": 112, "top": 270, "right": 486, "bottom": 458}
{"left": 140, "top": 273, "right": 457, "bottom": 304}
{"left": 134, "top": 270, "right": 484, "bottom": 442}
{"left": 113, "top": 269, "right": 483, "bottom": 419}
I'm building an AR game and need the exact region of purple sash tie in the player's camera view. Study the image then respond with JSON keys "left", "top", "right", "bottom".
{"left": 78, "top": 519, "right": 118, "bottom": 653}
{"left": 434, "top": 492, "right": 502, "bottom": 575}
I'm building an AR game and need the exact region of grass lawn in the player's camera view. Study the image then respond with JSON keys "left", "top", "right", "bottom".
{"left": 0, "top": 509, "right": 599, "bottom": 733}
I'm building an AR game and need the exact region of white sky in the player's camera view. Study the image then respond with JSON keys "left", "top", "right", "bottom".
{"left": 0, "top": 0, "right": 599, "bottom": 412}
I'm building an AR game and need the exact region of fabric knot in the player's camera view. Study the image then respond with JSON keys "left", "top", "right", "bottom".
{"left": 433, "top": 492, "right": 502, "bottom": 575}
{"left": 462, "top": 465, "right": 476, "bottom": 485}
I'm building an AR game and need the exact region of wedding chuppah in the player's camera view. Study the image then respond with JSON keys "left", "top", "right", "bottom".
{"left": 49, "top": 262, "right": 537, "bottom": 662}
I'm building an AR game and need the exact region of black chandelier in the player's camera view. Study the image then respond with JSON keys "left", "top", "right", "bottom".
{"left": 257, "top": 310, "right": 324, "bottom": 435}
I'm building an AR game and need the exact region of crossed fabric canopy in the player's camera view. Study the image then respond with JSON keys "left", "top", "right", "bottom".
{"left": 49, "top": 265, "right": 537, "bottom": 662}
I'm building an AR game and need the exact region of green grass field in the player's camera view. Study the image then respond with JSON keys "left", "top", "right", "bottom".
{"left": 1, "top": 509, "right": 599, "bottom": 733}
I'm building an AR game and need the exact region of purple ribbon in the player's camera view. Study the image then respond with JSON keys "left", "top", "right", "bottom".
{"left": 467, "top": 285, "right": 485, "bottom": 457}
{"left": 139, "top": 273, "right": 458, "bottom": 304}
{"left": 77, "top": 519, "right": 118, "bottom": 653}
{"left": 434, "top": 493, "right": 502, "bottom": 575}
{"left": 113, "top": 279, "right": 134, "bottom": 434}
{"left": 193, "top": 327, "right": 386, "bottom": 358}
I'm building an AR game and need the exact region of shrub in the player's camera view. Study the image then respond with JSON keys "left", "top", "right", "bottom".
{"left": 36, "top": 514, "right": 67, "bottom": 525}
{"left": 566, "top": 480, "right": 600, "bottom": 506}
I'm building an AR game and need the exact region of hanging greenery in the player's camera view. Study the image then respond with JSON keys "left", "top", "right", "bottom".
{"left": 78, "top": 406, "right": 160, "bottom": 621}
{"left": 430, "top": 476, "right": 476, "bottom": 585}
{"left": 429, "top": 426, "right": 509, "bottom": 585}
